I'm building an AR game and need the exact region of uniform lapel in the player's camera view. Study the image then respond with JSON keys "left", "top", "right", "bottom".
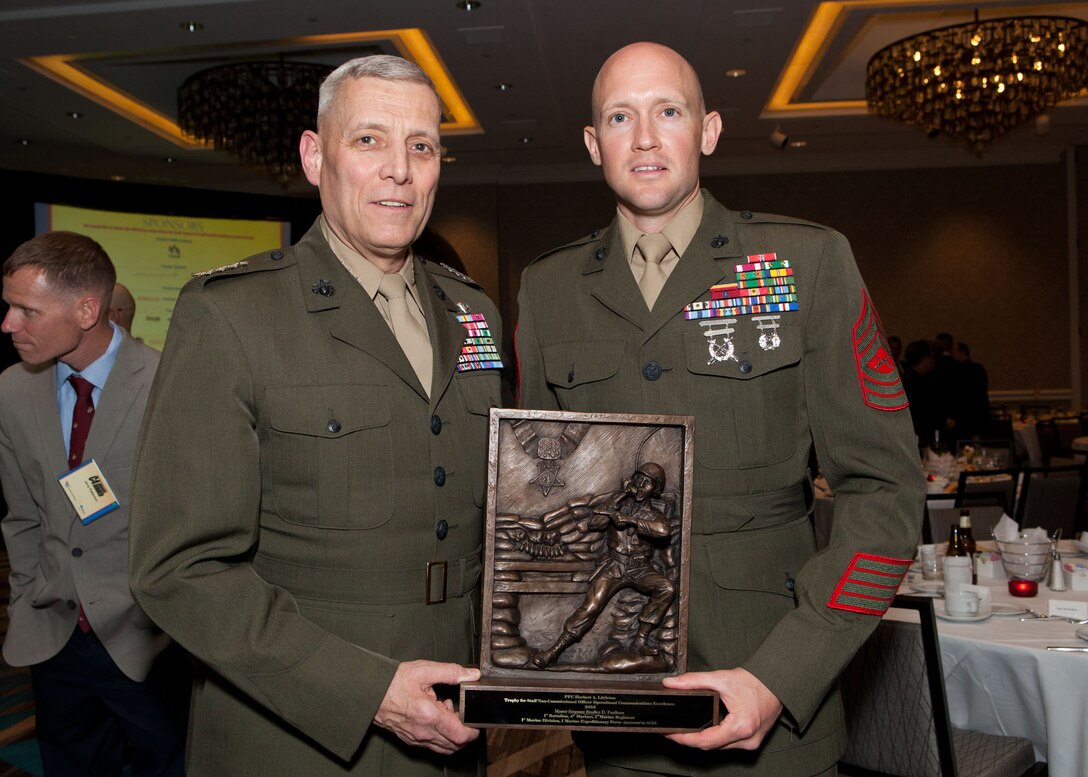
{"left": 295, "top": 225, "right": 428, "bottom": 400}
{"left": 585, "top": 227, "right": 651, "bottom": 330}
{"left": 416, "top": 259, "right": 467, "bottom": 410}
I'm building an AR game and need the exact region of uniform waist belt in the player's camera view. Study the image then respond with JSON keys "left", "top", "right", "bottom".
{"left": 253, "top": 548, "right": 481, "bottom": 605}
{"left": 692, "top": 483, "right": 809, "bottom": 534}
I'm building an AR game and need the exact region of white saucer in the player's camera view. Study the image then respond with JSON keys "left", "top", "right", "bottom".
{"left": 908, "top": 581, "right": 944, "bottom": 597}
{"left": 935, "top": 603, "right": 992, "bottom": 622}
{"left": 990, "top": 602, "right": 1027, "bottom": 616}
{"left": 1077, "top": 625, "right": 1088, "bottom": 643}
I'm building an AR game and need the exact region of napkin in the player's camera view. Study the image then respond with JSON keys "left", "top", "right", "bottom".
{"left": 926, "top": 448, "right": 955, "bottom": 479}
{"left": 993, "top": 514, "right": 1022, "bottom": 542}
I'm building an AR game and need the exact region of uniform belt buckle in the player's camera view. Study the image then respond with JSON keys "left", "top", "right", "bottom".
{"left": 426, "top": 561, "right": 448, "bottom": 605}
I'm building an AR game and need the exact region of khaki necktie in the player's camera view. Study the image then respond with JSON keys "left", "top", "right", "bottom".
{"left": 636, "top": 232, "right": 672, "bottom": 309}
{"left": 377, "top": 273, "right": 432, "bottom": 397}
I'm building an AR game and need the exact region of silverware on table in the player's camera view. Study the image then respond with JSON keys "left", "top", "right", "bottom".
{"left": 1046, "top": 646, "right": 1088, "bottom": 652}
{"left": 1019, "top": 608, "right": 1088, "bottom": 624}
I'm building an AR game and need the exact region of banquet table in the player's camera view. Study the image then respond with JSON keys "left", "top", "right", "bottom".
{"left": 890, "top": 546, "right": 1088, "bottom": 777}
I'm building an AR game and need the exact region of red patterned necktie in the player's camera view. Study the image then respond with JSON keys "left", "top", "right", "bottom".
{"left": 67, "top": 374, "right": 95, "bottom": 633}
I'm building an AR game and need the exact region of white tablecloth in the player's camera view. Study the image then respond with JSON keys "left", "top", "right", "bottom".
{"left": 892, "top": 553, "right": 1088, "bottom": 777}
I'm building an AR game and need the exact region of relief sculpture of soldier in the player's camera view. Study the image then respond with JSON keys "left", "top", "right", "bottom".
{"left": 528, "top": 462, "right": 677, "bottom": 673}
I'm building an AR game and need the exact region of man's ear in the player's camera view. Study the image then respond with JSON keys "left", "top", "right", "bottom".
{"left": 701, "top": 111, "right": 722, "bottom": 156}
{"left": 300, "top": 130, "right": 322, "bottom": 186}
{"left": 76, "top": 295, "right": 102, "bottom": 331}
{"left": 584, "top": 125, "right": 602, "bottom": 167}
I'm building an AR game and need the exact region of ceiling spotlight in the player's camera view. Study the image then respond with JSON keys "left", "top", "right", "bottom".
{"left": 456, "top": 0, "right": 482, "bottom": 10}
{"left": 494, "top": 82, "right": 513, "bottom": 91}
{"left": 441, "top": 155, "right": 458, "bottom": 163}
{"left": 16, "top": 139, "right": 30, "bottom": 146}
{"left": 163, "top": 156, "right": 177, "bottom": 163}
{"left": 788, "top": 139, "right": 807, "bottom": 149}
{"left": 180, "top": 22, "right": 204, "bottom": 32}
{"left": 67, "top": 111, "right": 83, "bottom": 119}
{"left": 725, "top": 69, "right": 747, "bottom": 78}
{"left": 109, "top": 175, "right": 126, "bottom": 181}
{"left": 769, "top": 127, "right": 788, "bottom": 149}
{"left": 518, "top": 137, "right": 533, "bottom": 143}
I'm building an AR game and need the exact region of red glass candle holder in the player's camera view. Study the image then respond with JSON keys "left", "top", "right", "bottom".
{"left": 1008, "top": 578, "right": 1039, "bottom": 597}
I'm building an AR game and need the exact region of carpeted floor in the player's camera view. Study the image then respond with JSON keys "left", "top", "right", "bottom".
{"left": 0, "top": 549, "right": 39, "bottom": 777}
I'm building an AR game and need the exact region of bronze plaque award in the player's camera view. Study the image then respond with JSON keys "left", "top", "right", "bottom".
{"left": 460, "top": 409, "right": 718, "bottom": 733}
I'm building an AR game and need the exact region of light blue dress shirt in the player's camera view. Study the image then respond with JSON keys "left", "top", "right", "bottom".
{"left": 56, "top": 322, "right": 123, "bottom": 458}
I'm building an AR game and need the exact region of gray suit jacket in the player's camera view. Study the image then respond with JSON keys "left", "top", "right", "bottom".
{"left": 0, "top": 331, "right": 168, "bottom": 681}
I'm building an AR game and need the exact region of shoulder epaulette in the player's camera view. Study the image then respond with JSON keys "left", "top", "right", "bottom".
{"left": 424, "top": 259, "right": 482, "bottom": 289}
{"left": 737, "top": 210, "right": 829, "bottom": 230}
{"left": 193, "top": 248, "right": 294, "bottom": 282}
{"left": 531, "top": 227, "right": 607, "bottom": 265}
{"left": 193, "top": 260, "right": 249, "bottom": 277}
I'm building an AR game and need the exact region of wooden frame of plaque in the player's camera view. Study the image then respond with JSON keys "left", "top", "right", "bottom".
{"left": 460, "top": 409, "right": 718, "bottom": 733}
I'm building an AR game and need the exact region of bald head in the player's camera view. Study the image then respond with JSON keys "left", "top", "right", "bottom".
{"left": 584, "top": 42, "right": 721, "bottom": 233}
{"left": 591, "top": 43, "right": 707, "bottom": 126}
{"left": 109, "top": 282, "right": 135, "bottom": 332}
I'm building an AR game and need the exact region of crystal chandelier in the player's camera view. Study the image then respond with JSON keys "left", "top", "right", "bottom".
{"left": 178, "top": 60, "right": 331, "bottom": 182}
{"left": 866, "top": 15, "right": 1088, "bottom": 154}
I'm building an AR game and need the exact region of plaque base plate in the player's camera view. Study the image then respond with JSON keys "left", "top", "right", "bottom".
{"left": 460, "top": 678, "right": 719, "bottom": 733}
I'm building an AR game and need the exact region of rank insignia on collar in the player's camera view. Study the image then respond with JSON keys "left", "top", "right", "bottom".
{"left": 852, "top": 290, "right": 907, "bottom": 411}
{"left": 827, "top": 552, "right": 911, "bottom": 615}
{"left": 455, "top": 312, "right": 503, "bottom": 371}
{"left": 700, "top": 320, "right": 738, "bottom": 365}
{"left": 683, "top": 252, "right": 798, "bottom": 320}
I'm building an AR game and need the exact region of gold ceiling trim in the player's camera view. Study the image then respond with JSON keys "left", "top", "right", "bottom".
{"left": 764, "top": 0, "right": 1087, "bottom": 119}
{"left": 21, "top": 27, "right": 481, "bottom": 150}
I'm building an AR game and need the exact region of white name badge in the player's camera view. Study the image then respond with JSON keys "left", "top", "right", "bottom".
{"left": 58, "top": 459, "right": 120, "bottom": 525}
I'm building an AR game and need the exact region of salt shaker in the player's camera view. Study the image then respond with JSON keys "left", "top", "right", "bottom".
{"left": 1049, "top": 549, "right": 1066, "bottom": 592}
{"left": 943, "top": 555, "right": 972, "bottom": 596}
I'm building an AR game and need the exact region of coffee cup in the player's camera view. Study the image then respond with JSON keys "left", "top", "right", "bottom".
{"left": 945, "top": 589, "right": 981, "bottom": 616}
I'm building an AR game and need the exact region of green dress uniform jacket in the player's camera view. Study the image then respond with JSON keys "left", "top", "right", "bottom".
{"left": 129, "top": 221, "right": 503, "bottom": 776}
{"left": 516, "top": 192, "right": 923, "bottom": 776}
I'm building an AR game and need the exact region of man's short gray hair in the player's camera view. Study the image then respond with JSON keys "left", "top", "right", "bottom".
{"left": 318, "top": 55, "right": 440, "bottom": 126}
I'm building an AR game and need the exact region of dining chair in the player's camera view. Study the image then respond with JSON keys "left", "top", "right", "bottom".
{"left": 1035, "top": 418, "right": 1083, "bottom": 466}
{"left": 1015, "top": 464, "right": 1087, "bottom": 539}
{"left": 956, "top": 468, "right": 1019, "bottom": 515}
{"left": 926, "top": 505, "right": 1005, "bottom": 547}
{"left": 838, "top": 595, "right": 1045, "bottom": 777}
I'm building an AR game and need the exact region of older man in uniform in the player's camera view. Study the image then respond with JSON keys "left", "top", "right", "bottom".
{"left": 129, "top": 55, "right": 503, "bottom": 776}
{"left": 516, "top": 42, "right": 922, "bottom": 776}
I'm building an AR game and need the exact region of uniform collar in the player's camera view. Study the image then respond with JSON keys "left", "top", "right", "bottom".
{"left": 616, "top": 189, "right": 705, "bottom": 263}
{"left": 319, "top": 215, "right": 422, "bottom": 308}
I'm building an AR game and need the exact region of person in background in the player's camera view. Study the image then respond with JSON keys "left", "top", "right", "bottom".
{"left": 128, "top": 54, "right": 503, "bottom": 776}
{"left": 952, "top": 341, "right": 991, "bottom": 442}
{"left": 887, "top": 334, "right": 904, "bottom": 371}
{"left": 515, "top": 41, "right": 922, "bottom": 777}
{"left": 108, "top": 282, "right": 136, "bottom": 333}
{"left": 0, "top": 231, "right": 186, "bottom": 776}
